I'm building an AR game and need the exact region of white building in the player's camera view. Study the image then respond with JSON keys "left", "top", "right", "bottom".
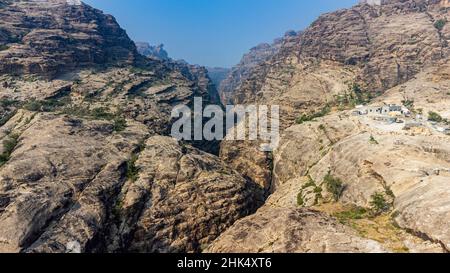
{"left": 353, "top": 104, "right": 410, "bottom": 118}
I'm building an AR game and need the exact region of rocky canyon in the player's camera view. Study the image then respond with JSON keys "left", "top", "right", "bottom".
{"left": 0, "top": 0, "right": 449, "bottom": 254}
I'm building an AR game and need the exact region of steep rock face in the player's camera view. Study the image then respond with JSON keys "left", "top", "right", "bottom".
{"left": 108, "top": 136, "right": 258, "bottom": 253}
{"left": 0, "top": 0, "right": 138, "bottom": 78}
{"left": 227, "top": 0, "right": 448, "bottom": 126}
{"left": 219, "top": 139, "right": 272, "bottom": 196}
{"left": 0, "top": 63, "right": 252, "bottom": 252}
{"left": 2, "top": 133, "right": 256, "bottom": 253}
{"left": 220, "top": 0, "right": 450, "bottom": 201}
{"left": 218, "top": 35, "right": 288, "bottom": 104}
{"left": 216, "top": 0, "right": 450, "bottom": 250}
{"left": 0, "top": 0, "right": 241, "bottom": 253}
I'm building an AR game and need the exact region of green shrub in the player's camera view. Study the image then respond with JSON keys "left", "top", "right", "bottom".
{"left": 434, "top": 19, "right": 447, "bottom": 31}
{"left": 113, "top": 117, "right": 127, "bottom": 132}
{"left": 336, "top": 83, "right": 370, "bottom": 106}
{"left": 59, "top": 105, "right": 91, "bottom": 117}
{"left": 297, "top": 192, "right": 304, "bottom": 207}
{"left": 22, "top": 97, "right": 70, "bottom": 112}
{"left": 428, "top": 111, "right": 443, "bottom": 122}
{"left": 22, "top": 100, "right": 42, "bottom": 112}
{"left": 59, "top": 105, "right": 128, "bottom": 132}
{"left": 91, "top": 107, "right": 114, "bottom": 120}
{"left": 126, "top": 154, "right": 140, "bottom": 182}
{"left": 323, "top": 172, "right": 345, "bottom": 202}
{"left": 0, "top": 133, "right": 19, "bottom": 166}
{"left": 0, "top": 110, "right": 17, "bottom": 127}
{"left": 334, "top": 206, "right": 368, "bottom": 223}
{"left": 402, "top": 100, "right": 414, "bottom": 109}
{"left": 124, "top": 140, "right": 146, "bottom": 182}
{"left": 0, "top": 99, "right": 19, "bottom": 108}
{"left": 369, "top": 135, "right": 379, "bottom": 145}
{"left": 112, "top": 199, "right": 124, "bottom": 218}
{"left": 129, "top": 66, "right": 148, "bottom": 75}
{"left": 370, "top": 192, "right": 391, "bottom": 215}
{"left": 0, "top": 44, "right": 9, "bottom": 51}
{"left": 8, "top": 35, "right": 21, "bottom": 43}
{"left": 296, "top": 105, "right": 331, "bottom": 124}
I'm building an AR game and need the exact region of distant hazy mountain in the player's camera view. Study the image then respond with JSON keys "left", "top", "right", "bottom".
{"left": 135, "top": 42, "right": 170, "bottom": 61}
{"left": 206, "top": 67, "right": 230, "bottom": 90}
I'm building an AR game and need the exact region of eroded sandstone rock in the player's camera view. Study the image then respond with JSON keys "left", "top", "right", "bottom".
{"left": 109, "top": 136, "right": 260, "bottom": 253}
{"left": 0, "top": 0, "right": 139, "bottom": 78}
{"left": 207, "top": 207, "right": 386, "bottom": 253}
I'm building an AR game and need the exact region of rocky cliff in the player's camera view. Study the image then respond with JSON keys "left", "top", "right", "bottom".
{"left": 0, "top": 0, "right": 254, "bottom": 253}
{"left": 218, "top": 34, "right": 290, "bottom": 104}
{"left": 225, "top": 0, "right": 449, "bottom": 126}
{"left": 220, "top": 0, "right": 450, "bottom": 196}
{"left": 214, "top": 49, "right": 450, "bottom": 254}
{"left": 214, "top": 0, "right": 450, "bottom": 253}
{"left": 0, "top": 0, "right": 138, "bottom": 79}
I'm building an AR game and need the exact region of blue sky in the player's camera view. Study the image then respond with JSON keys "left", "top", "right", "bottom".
{"left": 84, "top": 0, "right": 357, "bottom": 68}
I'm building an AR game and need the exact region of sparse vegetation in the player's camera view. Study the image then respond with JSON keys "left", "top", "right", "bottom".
{"left": 22, "top": 97, "right": 71, "bottom": 112}
{"left": 0, "top": 110, "right": 17, "bottom": 127}
{"left": 125, "top": 139, "right": 147, "bottom": 182}
{"left": 59, "top": 105, "right": 91, "bottom": 117}
{"left": 434, "top": 19, "right": 447, "bottom": 31}
{"left": 302, "top": 176, "right": 316, "bottom": 190}
{"left": 369, "top": 135, "right": 379, "bottom": 145}
{"left": 323, "top": 172, "right": 345, "bottom": 202}
{"left": 297, "top": 176, "right": 323, "bottom": 206}
{"left": 91, "top": 107, "right": 116, "bottom": 120}
{"left": 59, "top": 105, "right": 128, "bottom": 131}
{"left": 0, "top": 133, "right": 20, "bottom": 166}
{"left": 325, "top": 204, "right": 410, "bottom": 252}
{"left": 129, "top": 66, "right": 149, "bottom": 75}
{"left": 428, "top": 111, "right": 443, "bottom": 123}
{"left": 401, "top": 99, "right": 414, "bottom": 109}
{"left": 297, "top": 192, "right": 304, "bottom": 207}
{"left": 112, "top": 198, "right": 124, "bottom": 218}
{"left": 113, "top": 116, "right": 127, "bottom": 132}
{"left": 84, "top": 89, "right": 104, "bottom": 102}
{"left": 8, "top": 35, "right": 21, "bottom": 44}
{"left": 0, "top": 44, "right": 9, "bottom": 51}
{"left": 370, "top": 192, "right": 391, "bottom": 215}
{"left": 296, "top": 105, "right": 331, "bottom": 124}
{"left": 0, "top": 99, "right": 19, "bottom": 108}
{"left": 126, "top": 154, "right": 140, "bottom": 182}
{"left": 350, "top": 83, "right": 365, "bottom": 105}
{"left": 334, "top": 206, "right": 368, "bottom": 224}
{"left": 335, "top": 83, "right": 373, "bottom": 108}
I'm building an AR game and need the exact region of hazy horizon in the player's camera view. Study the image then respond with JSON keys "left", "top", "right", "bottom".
{"left": 83, "top": 0, "right": 357, "bottom": 68}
